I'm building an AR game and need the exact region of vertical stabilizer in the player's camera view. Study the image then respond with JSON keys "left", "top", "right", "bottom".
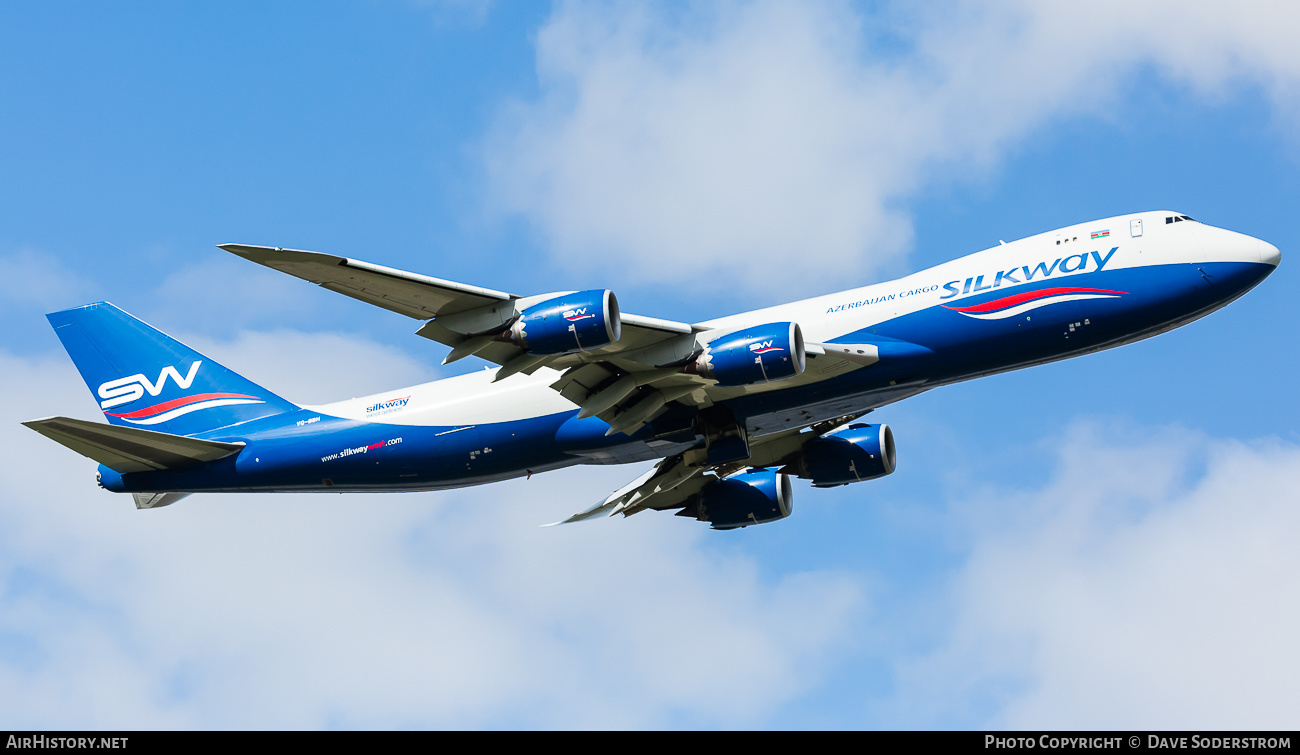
{"left": 47, "top": 302, "right": 298, "bottom": 436}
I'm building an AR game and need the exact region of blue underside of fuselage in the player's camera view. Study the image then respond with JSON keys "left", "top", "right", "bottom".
{"left": 99, "top": 260, "right": 1273, "bottom": 495}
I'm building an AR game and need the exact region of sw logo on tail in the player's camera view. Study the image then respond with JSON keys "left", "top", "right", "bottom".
{"left": 98, "top": 361, "right": 203, "bottom": 409}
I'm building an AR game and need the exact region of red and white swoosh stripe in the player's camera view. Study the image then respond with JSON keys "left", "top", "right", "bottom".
{"left": 105, "top": 392, "right": 264, "bottom": 425}
{"left": 944, "top": 287, "right": 1127, "bottom": 320}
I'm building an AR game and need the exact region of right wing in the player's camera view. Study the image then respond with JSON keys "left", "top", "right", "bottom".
{"left": 223, "top": 244, "right": 716, "bottom": 433}
{"left": 221, "top": 244, "right": 701, "bottom": 367}
{"left": 223, "top": 244, "right": 886, "bottom": 438}
{"left": 220, "top": 244, "right": 515, "bottom": 319}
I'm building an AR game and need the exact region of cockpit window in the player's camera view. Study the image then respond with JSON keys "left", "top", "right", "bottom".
{"left": 1180, "top": 215, "right": 1196, "bottom": 222}
{"left": 1167, "top": 215, "right": 1198, "bottom": 224}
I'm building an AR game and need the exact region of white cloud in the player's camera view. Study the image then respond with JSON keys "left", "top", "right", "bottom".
{"left": 485, "top": 1, "right": 1300, "bottom": 297}
{"left": 179, "top": 329, "right": 444, "bottom": 406}
{"left": 0, "top": 249, "right": 98, "bottom": 313}
{"left": 146, "top": 254, "right": 329, "bottom": 335}
{"left": 0, "top": 336, "right": 862, "bottom": 729}
{"left": 486, "top": 2, "right": 921, "bottom": 296}
{"left": 886, "top": 421, "right": 1300, "bottom": 729}
{"left": 8, "top": 334, "right": 1298, "bottom": 729}
{"left": 9, "top": 2, "right": 1300, "bottom": 728}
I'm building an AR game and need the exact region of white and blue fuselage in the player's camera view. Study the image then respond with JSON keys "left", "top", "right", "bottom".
{"left": 37, "top": 211, "right": 1278, "bottom": 517}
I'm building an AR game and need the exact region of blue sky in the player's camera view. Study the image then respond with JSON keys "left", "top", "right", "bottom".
{"left": 1, "top": 1, "right": 1297, "bottom": 729}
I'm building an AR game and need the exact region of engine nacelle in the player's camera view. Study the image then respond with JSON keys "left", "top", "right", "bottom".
{"left": 799, "top": 423, "right": 895, "bottom": 487}
{"left": 685, "top": 468, "right": 794, "bottom": 530}
{"left": 508, "top": 289, "right": 621, "bottom": 355}
{"left": 689, "top": 322, "right": 805, "bottom": 387}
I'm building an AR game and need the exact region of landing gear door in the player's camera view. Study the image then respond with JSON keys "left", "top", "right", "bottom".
{"left": 1130, "top": 218, "right": 1143, "bottom": 237}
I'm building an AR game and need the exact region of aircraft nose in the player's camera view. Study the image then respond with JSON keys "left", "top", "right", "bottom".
{"left": 1208, "top": 226, "right": 1280, "bottom": 267}
{"left": 1258, "top": 239, "right": 1281, "bottom": 266}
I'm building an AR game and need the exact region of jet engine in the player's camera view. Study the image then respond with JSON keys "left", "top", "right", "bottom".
{"left": 796, "top": 424, "right": 895, "bottom": 487}
{"left": 687, "top": 322, "right": 806, "bottom": 386}
{"left": 680, "top": 468, "right": 794, "bottom": 529}
{"left": 507, "top": 289, "right": 621, "bottom": 355}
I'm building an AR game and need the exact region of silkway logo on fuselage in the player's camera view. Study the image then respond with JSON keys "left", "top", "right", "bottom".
{"left": 366, "top": 396, "right": 411, "bottom": 415}
{"left": 96, "top": 361, "right": 265, "bottom": 426}
{"left": 940, "top": 247, "right": 1118, "bottom": 300}
{"left": 824, "top": 247, "right": 1119, "bottom": 315}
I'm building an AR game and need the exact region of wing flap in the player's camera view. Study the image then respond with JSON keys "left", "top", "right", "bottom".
{"left": 23, "top": 416, "right": 245, "bottom": 474}
{"left": 132, "top": 492, "right": 192, "bottom": 510}
{"left": 547, "top": 456, "right": 707, "bottom": 525}
{"left": 548, "top": 413, "right": 871, "bottom": 524}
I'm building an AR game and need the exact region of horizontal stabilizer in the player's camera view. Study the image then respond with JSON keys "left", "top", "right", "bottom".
{"left": 22, "top": 416, "right": 244, "bottom": 474}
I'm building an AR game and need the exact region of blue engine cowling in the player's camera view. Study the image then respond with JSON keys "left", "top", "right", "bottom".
{"left": 508, "top": 289, "right": 621, "bottom": 355}
{"left": 688, "top": 468, "right": 793, "bottom": 530}
{"left": 690, "top": 322, "right": 805, "bottom": 386}
{"left": 800, "top": 423, "right": 895, "bottom": 487}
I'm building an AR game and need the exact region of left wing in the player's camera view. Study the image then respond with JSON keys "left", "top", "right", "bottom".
{"left": 550, "top": 413, "right": 867, "bottom": 526}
